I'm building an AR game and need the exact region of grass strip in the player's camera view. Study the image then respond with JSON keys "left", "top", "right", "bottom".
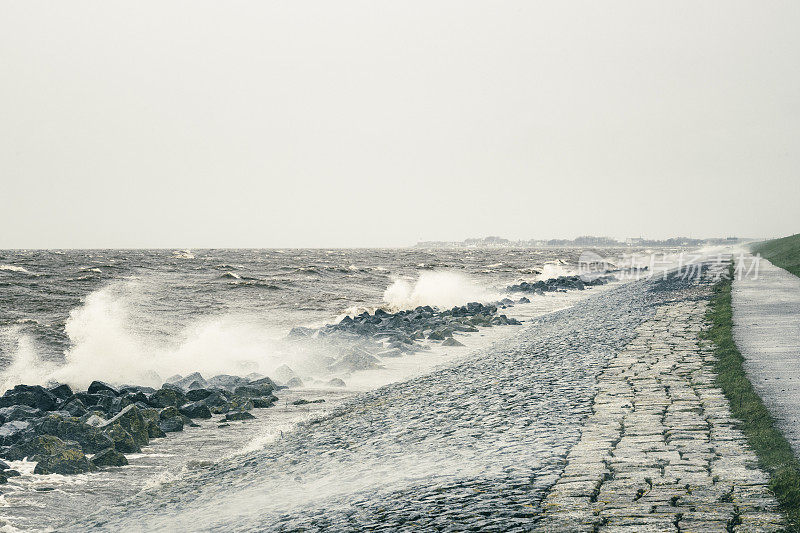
{"left": 702, "top": 264, "right": 800, "bottom": 531}
{"left": 752, "top": 233, "right": 800, "bottom": 278}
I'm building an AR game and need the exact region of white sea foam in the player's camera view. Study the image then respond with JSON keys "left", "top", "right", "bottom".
{"left": 382, "top": 271, "right": 499, "bottom": 311}
{"left": 534, "top": 262, "right": 576, "bottom": 281}
{"left": 0, "top": 265, "right": 32, "bottom": 275}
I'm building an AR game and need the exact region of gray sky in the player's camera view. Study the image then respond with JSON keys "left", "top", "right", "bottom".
{"left": 1, "top": 1, "right": 799, "bottom": 248}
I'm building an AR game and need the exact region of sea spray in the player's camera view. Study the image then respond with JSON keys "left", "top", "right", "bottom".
{"left": 382, "top": 271, "right": 500, "bottom": 311}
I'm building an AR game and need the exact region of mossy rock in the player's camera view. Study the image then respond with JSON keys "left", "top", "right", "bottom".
{"left": 5, "top": 435, "right": 95, "bottom": 475}
{"left": 91, "top": 447, "right": 128, "bottom": 467}
{"left": 103, "top": 423, "right": 140, "bottom": 453}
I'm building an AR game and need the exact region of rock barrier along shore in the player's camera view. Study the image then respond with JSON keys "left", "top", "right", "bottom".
{"left": 0, "top": 374, "right": 280, "bottom": 479}
{"left": 0, "top": 271, "right": 617, "bottom": 482}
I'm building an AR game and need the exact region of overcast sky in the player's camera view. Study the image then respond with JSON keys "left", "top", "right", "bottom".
{"left": 1, "top": 1, "right": 798, "bottom": 248}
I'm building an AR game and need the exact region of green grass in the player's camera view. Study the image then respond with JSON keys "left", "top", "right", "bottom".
{"left": 702, "top": 265, "right": 800, "bottom": 531}
{"left": 752, "top": 233, "right": 800, "bottom": 278}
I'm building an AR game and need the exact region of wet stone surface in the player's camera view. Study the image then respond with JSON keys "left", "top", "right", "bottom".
{"left": 538, "top": 273, "right": 785, "bottom": 532}
{"left": 64, "top": 268, "right": 784, "bottom": 532}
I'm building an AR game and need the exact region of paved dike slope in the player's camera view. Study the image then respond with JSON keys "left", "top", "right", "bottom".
{"left": 67, "top": 264, "right": 784, "bottom": 532}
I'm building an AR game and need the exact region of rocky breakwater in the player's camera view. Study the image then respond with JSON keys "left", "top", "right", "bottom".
{"left": 0, "top": 373, "right": 280, "bottom": 479}
{"left": 285, "top": 301, "right": 524, "bottom": 380}
{"left": 507, "top": 274, "right": 616, "bottom": 295}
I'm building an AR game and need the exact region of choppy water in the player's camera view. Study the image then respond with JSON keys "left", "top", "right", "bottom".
{"left": 0, "top": 247, "right": 662, "bottom": 531}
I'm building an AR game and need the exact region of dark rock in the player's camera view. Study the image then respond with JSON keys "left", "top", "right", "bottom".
{"left": 185, "top": 388, "right": 213, "bottom": 402}
{"left": 158, "top": 417, "right": 183, "bottom": 433}
{"left": 292, "top": 399, "right": 325, "bottom": 405}
{"left": 91, "top": 447, "right": 128, "bottom": 467}
{"left": 249, "top": 377, "right": 282, "bottom": 390}
{"left": 0, "top": 459, "right": 8, "bottom": 470}
{"left": 207, "top": 375, "right": 248, "bottom": 391}
{"left": 179, "top": 401, "right": 212, "bottom": 419}
{"left": 0, "top": 385, "right": 58, "bottom": 411}
{"left": 517, "top": 297, "right": 531, "bottom": 303}
{"left": 0, "top": 421, "right": 32, "bottom": 446}
{"left": 109, "top": 395, "right": 134, "bottom": 416}
{"left": 5, "top": 435, "right": 96, "bottom": 475}
{"left": 62, "top": 399, "right": 88, "bottom": 418}
{"left": 224, "top": 411, "right": 255, "bottom": 421}
{"left": 0, "top": 405, "right": 43, "bottom": 424}
{"left": 200, "top": 391, "right": 230, "bottom": 409}
{"left": 147, "top": 387, "right": 186, "bottom": 409}
{"left": 87, "top": 381, "right": 119, "bottom": 396}
{"left": 48, "top": 384, "right": 74, "bottom": 401}
{"left": 101, "top": 405, "right": 149, "bottom": 447}
{"left": 32, "top": 413, "right": 114, "bottom": 454}
{"left": 104, "top": 423, "right": 140, "bottom": 453}
{"left": 327, "top": 378, "right": 346, "bottom": 388}
{"left": 147, "top": 420, "right": 166, "bottom": 438}
{"left": 159, "top": 406, "right": 181, "bottom": 420}
{"left": 252, "top": 396, "right": 277, "bottom": 408}
{"left": 234, "top": 384, "right": 274, "bottom": 398}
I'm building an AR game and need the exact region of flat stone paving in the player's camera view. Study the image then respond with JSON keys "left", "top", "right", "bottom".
{"left": 538, "top": 289, "right": 786, "bottom": 531}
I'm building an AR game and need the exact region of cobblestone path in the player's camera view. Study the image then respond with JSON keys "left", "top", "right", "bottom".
{"left": 538, "top": 297, "right": 786, "bottom": 532}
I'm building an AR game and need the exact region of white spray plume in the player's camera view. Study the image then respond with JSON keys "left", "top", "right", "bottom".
{"left": 382, "top": 271, "right": 497, "bottom": 311}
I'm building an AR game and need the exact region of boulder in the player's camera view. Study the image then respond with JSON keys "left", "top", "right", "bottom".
{"left": 5, "top": 435, "right": 95, "bottom": 475}
{"left": 91, "top": 447, "right": 128, "bottom": 467}
{"left": 0, "top": 420, "right": 31, "bottom": 446}
{"left": 185, "top": 388, "right": 213, "bottom": 402}
{"left": 172, "top": 372, "right": 208, "bottom": 390}
{"left": 147, "top": 388, "right": 186, "bottom": 409}
{"left": 252, "top": 396, "right": 277, "bottom": 408}
{"left": 292, "top": 399, "right": 325, "bottom": 405}
{"left": 101, "top": 405, "right": 149, "bottom": 447}
{"left": 48, "top": 384, "right": 74, "bottom": 401}
{"left": 160, "top": 406, "right": 181, "bottom": 419}
{"left": 109, "top": 395, "right": 134, "bottom": 416}
{"left": 62, "top": 399, "right": 88, "bottom": 418}
{"left": 104, "top": 423, "right": 140, "bottom": 453}
{"left": 33, "top": 413, "right": 115, "bottom": 454}
{"left": 147, "top": 420, "right": 167, "bottom": 438}
{"left": 224, "top": 411, "right": 255, "bottom": 421}
{"left": 0, "top": 405, "right": 43, "bottom": 424}
{"left": 234, "top": 383, "right": 274, "bottom": 398}
{"left": 87, "top": 381, "right": 119, "bottom": 396}
{"left": 178, "top": 401, "right": 212, "bottom": 419}
{"left": 158, "top": 417, "right": 183, "bottom": 433}
{"left": 327, "top": 378, "right": 346, "bottom": 388}
{"left": 0, "top": 385, "right": 58, "bottom": 411}
{"left": 199, "top": 391, "right": 229, "bottom": 409}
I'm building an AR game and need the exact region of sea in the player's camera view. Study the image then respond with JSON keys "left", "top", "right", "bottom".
{"left": 0, "top": 247, "right": 662, "bottom": 531}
